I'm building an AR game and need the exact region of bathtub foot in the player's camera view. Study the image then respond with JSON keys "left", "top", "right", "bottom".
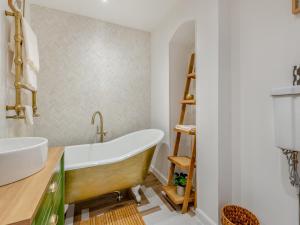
{"left": 131, "top": 185, "right": 142, "bottom": 205}
{"left": 113, "top": 191, "right": 123, "bottom": 202}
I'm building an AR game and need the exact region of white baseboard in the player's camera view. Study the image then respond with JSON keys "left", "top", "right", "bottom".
{"left": 150, "top": 165, "right": 168, "bottom": 185}
{"left": 195, "top": 208, "right": 218, "bottom": 225}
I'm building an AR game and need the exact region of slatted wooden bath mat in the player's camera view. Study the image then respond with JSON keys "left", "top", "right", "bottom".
{"left": 79, "top": 203, "right": 146, "bottom": 225}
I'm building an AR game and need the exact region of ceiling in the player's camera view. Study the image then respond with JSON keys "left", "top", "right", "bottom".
{"left": 30, "top": 0, "right": 182, "bottom": 32}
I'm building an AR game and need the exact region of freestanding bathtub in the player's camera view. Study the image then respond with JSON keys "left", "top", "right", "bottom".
{"left": 64, "top": 129, "right": 164, "bottom": 204}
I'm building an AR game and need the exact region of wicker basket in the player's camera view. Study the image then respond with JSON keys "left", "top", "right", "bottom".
{"left": 221, "top": 205, "right": 260, "bottom": 225}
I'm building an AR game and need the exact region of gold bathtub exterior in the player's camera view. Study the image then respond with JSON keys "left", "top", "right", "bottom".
{"left": 65, "top": 146, "right": 156, "bottom": 204}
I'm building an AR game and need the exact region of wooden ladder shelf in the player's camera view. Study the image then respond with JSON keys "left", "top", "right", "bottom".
{"left": 163, "top": 53, "right": 197, "bottom": 213}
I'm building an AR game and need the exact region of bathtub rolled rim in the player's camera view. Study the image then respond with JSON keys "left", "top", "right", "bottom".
{"left": 64, "top": 129, "right": 164, "bottom": 171}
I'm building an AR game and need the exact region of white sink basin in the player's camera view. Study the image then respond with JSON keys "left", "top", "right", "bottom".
{"left": 0, "top": 137, "right": 48, "bottom": 186}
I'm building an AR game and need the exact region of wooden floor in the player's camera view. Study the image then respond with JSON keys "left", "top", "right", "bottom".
{"left": 79, "top": 204, "right": 145, "bottom": 225}
{"left": 65, "top": 173, "right": 195, "bottom": 224}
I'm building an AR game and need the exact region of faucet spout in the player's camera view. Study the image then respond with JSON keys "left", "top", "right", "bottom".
{"left": 91, "top": 111, "right": 106, "bottom": 143}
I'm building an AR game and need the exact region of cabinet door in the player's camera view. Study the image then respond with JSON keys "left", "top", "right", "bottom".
{"left": 33, "top": 155, "right": 64, "bottom": 225}
{"left": 51, "top": 155, "right": 64, "bottom": 225}
{"left": 33, "top": 186, "right": 53, "bottom": 225}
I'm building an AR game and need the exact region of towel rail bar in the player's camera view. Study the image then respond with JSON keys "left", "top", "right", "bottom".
{"left": 5, "top": 0, "right": 39, "bottom": 120}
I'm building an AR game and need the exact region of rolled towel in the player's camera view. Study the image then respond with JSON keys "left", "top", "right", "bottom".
{"left": 24, "top": 105, "right": 34, "bottom": 125}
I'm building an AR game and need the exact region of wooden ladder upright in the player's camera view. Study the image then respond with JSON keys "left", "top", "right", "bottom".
{"left": 163, "top": 53, "right": 197, "bottom": 213}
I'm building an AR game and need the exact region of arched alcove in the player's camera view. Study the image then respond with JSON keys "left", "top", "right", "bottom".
{"left": 169, "top": 20, "right": 196, "bottom": 156}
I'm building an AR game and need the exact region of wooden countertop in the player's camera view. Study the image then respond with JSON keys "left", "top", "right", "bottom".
{"left": 0, "top": 147, "right": 64, "bottom": 225}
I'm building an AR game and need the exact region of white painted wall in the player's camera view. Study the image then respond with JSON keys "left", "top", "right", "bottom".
{"left": 230, "top": 0, "right": 242, "bottom": 204}
{"left": 151, "top": 0, "right": 222, "bottom": 224}
{"left": 169, "top": 21, "right": 195, "bottom": 160}
{"left": 195, "top": 0, "right": 221, "bottom": 223}
{"left": 150, "top": 0, "right": 198, "bottom": 181}
{"left": 219, "top": 0, "right": 233, "bottom": 214}
{"left": 0, "top": 1, "right": 9, "bottom": 138}
{"left": 152, "top": 0, "right": 300, "bottom": 224}
{"left": 231, "top": 0, "right": 300, "bottom": 224}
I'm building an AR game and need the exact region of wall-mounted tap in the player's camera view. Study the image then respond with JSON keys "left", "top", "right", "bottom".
{"left": 91, "top": 111, "right": 107, "bottom": 143}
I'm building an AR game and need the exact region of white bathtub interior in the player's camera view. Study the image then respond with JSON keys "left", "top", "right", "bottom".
{"left": 64, "top": 129, "right": 164, "bottom": 170}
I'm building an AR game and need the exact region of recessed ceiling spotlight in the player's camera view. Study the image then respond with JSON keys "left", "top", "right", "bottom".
{"left": 102, "top": 0, "right": 108, "bottom": 3}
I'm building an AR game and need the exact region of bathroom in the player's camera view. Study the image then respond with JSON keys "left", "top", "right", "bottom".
{"left": 1, "top": 0, "right": 300, "bottom": 224}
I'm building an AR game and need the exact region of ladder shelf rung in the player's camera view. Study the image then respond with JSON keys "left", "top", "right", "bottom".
{"left": 168, "top": 156, "right": 194, "bottom": 170}
{"left": 187, "top": 73, "right": 196, "bottom": 79}
{"left": 162, "top": 185, "right": 195, "bottom": 205}
{"left": 174, "top": 125, "right": 196, "bottom": 135}
{"left": 181, "top": 99, "right": 196, "bottom": 105}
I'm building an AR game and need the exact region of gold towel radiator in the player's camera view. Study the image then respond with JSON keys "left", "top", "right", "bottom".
{"left": 5, "top": 0, "right": 39, "bottom": 119}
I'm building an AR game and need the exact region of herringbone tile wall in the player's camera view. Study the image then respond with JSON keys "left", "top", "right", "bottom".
{"left": 30, "top": 5, "right": 151, "bottom": 147}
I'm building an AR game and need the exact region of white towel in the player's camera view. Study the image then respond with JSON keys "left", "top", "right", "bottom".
{"left": 22, "top": 18, "right": 39, "bottom": 73}
{"left": 24, "top": 105, "right": 34, "bottom": 125}
{"left": 8, "top": 20, "right": 14, "bottom": 52}
{"left": 23, "top": 63, "right": 38, "bottom": 91}
{"left": 9, "top": 19, "right": 17, "bottom": 77}
{"left": 9, "top": 18, "right": 39, "bottom": 91}
{"left": 22, "top": 18, "right": 39, "bottom": 91}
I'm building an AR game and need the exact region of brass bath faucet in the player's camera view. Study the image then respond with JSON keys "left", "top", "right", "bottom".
{"left": 91, "top": 111, "right": 107, "bottom": 143}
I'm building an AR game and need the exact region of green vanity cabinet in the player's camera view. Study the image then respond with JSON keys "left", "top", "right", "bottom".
{"left": 32, "top": 155, "right": 65, "bottom": 225}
